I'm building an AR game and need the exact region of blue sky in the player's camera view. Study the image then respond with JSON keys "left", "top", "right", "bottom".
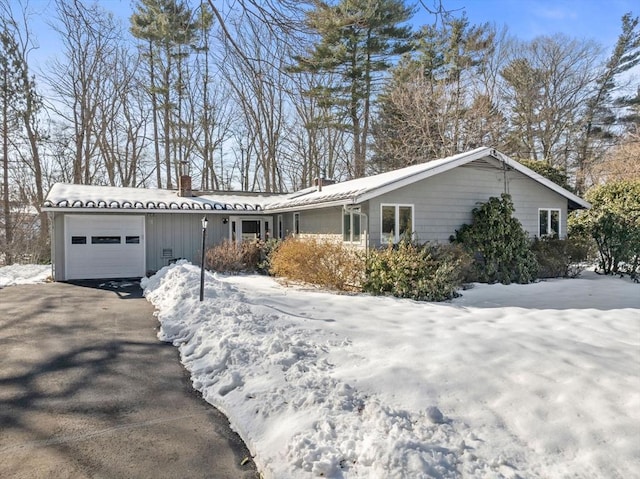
{"left": 416, "top": 0, "right": 637, "bottom": 49}
{"left": 12, "top": 0, "right": 639, "bottom": 68}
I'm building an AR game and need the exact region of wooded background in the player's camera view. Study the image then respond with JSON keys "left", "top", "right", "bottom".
{"left": 1, "top": 0, "right": 638, "bottom": 263}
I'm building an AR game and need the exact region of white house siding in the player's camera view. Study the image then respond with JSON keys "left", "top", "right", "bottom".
{"left": 367, "top": 163, "right": 568, "bottom": 245}
{"left": 145, "top": 213, "right": 229, "bottom": 273}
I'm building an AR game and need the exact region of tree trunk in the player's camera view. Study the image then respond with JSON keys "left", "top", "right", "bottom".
{"left": 149, "top": 40, "right": 162, "bottom": 188}
{"left": 2, "top": 66, "right": 11, "bottom": 264}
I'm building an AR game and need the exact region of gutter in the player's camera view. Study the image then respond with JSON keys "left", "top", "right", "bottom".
{"left": 41, "top": 207, "right": 261, "bottom": 215}
{"left": 265, "top": 197, "right": 358, "bottom": 214}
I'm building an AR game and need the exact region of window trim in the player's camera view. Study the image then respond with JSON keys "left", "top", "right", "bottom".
{"left": 538, "top": 208, "right": 561, "bottom": 237}
{"left": 277, "top": 214, "right": 283, "bottom": 239}
{"left": 380, "top": 203, "right": 414, "bottom": 244}
{"left": 342, "top": 207, "right": 362, "bottom": 243}
{"left": 293, "top": 212, "right": 300, "bottom": 235}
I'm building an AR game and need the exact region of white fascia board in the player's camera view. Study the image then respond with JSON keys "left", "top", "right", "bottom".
{"left": 355, "top": 147, "right": 493, "bottom": 203}
{"left": 265, "top": 198, "right": 355, "bottom": 213}
{"left": 493, "top": 152, "right": 592, "bottom": 209}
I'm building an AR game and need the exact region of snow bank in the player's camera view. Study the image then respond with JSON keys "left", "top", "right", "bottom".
{"left": 143, "top": 262, "right": 640, "bottom": 478}
{"left": 0, "top": 264, "right": 51, "bottom": 287}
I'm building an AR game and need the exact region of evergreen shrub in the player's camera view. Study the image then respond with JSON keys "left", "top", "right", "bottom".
{"left": 269, "top": 237, "right": 364, "bottom": 291}
{"left": 363, "top": 241, "right": 470, "bottom": 301}
{"left": 570, "top": 180, "right": 640, "bottom": 278}
{"left": 531, "top": 236, "right": 591, "bottom": 278}
{"left": 452, "top": 193, "right": 538, "bottom": 284}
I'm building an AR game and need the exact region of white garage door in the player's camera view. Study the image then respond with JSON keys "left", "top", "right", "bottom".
{"left": 64, "top": 215, "right": 145, "bottom": 280}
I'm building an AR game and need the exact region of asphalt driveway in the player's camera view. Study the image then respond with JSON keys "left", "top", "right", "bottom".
{"left": 0, "top": 280, "right": 259, "bottom": 479}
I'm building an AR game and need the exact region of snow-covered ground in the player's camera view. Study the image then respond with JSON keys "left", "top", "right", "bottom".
{"left": 0, "top": 263, "right": 51, "bottom": 287}
{"left": 142, "top": 262, "right": 640, "bottom": 479}
{"left": 3, "top": 262, "right": 637, "bottom": 477}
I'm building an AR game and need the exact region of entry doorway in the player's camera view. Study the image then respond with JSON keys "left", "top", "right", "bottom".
{"left": 229, "top": 216, "right": 272, "bottom": 244}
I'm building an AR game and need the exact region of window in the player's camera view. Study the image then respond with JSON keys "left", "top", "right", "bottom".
{"left": 125, "top": 236, "right": 140, "bottom": 244}
{"left": 539, "top": 208, "right": 561, "bottom": 237}
{"left": 241, "top": 220, "right": 260, "bottom": 241}
{"left": 293, "top": 212, "right": 300, "bottom": 235}
{"left": 277, "top": 215, "right": 283, "bottom": 239}
{"left": 71, "top": 236, "right": 86, "bottom": 245}
{"left": 91, "top": 236, "right": 121, "bottom": 244}
{"left": 381, "top": 204, "right": 414, "bottom": 244}
{"left": 343, "top": 208, "right": 361, "bottom": 243}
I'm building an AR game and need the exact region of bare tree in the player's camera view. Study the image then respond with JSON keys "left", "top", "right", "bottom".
{"left": 501, "top": 34, "right": 602, "bottom": 172}
{"left": 222, "top": 18, "right": 289, "bottom": 192}
{"left": 0, "top": 0, "right": 48, "bottom": 263}
{"left": 373, "top": 18, "right": 499, "bottom": 170}
{"left": 283, "top": 71, "right": 350, "bottom": 189}
{"left": 46, "top": 0, "right": 122, "bottom": 185}
{"left": 96, "top": 49, "right": 151, "bottom": 187}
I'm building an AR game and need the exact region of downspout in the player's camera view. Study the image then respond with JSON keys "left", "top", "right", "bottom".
{"left": 360, "top": 211, "right": 369, "bottom": 257}
{"left": 494, "top": 150, "right": 510, "bottom": 196}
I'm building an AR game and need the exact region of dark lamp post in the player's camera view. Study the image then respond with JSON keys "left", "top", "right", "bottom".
{"left": 200, "top": 216, "right": 208, "bottom": 301}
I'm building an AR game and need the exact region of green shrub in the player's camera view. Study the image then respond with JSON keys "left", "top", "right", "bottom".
{"left": 256, "top": 238, "right": 281, "bottom": 275}
{"left": 363, "top": 241, "right": 470, "bottom": 301}
{"left": 269, "top": 237, "right": 364, "bottom": 291}
{"left": 570, "top": 180, "right": 640, "bottom": 278}
{"left": 518, "top": 159, "right": 572, "bottom": 191}
{"left": 452, "top": 193, "right": 538, "bottom": 284}
{"left": 206, "top": 239, "right": 265, "bottom": 273}
{"left": 531, "top": 236, "right": 592, "bottom": 278}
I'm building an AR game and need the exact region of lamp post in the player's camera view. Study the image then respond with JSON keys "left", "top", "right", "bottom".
{"left": 200, "top": 216, "right": 208, "bottom": 302}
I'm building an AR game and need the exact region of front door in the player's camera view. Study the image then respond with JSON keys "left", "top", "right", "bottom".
{"left": 230, "top": 217, "right": 271, "bottom": 244}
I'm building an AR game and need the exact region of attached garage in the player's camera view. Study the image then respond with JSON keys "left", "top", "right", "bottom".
{"left": 63, "top": 215, "right": 146, "bottom": 280}
{"left": 43, "top": 182, "right": 276, "bottom": 281}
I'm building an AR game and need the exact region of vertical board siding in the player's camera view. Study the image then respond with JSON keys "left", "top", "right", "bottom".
{"left": 145, "top": 213, "right": 228, "bottom": 273}
{"left": 53, "top": 213, "right": 65, "bottom": 281}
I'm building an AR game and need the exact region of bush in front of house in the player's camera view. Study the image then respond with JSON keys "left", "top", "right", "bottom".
{"left": 206, "top": 239, "right": 266, "bottom": 273}
{"left": 570, "top": 180, "right": 640, "bottom": 279}
{"left": 256, "top": 238, "right": 282, "bottom": 275}
{"left": 452, "top": 193, "right": 538, "bottom": 284}
{"left": 531, "top": 236, "right": 593, "bottom": 278}
{"left": 269, "top": 237, "right": 364, "bottom": 291}
{"left": 363, "top": 241, "right": 471, "bottom": 301}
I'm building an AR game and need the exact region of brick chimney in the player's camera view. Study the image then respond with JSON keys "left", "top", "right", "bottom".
{"left": 178, "top": 160, "right": 192, "bottom": 197}
{"left": 314, "top": 177, "right": 335, "bottom": 192}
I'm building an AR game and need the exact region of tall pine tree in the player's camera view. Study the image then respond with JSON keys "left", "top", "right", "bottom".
{"left": 576, "top": 13, "right": 640, "bottom": 194}
{"left": 372, "top": 16, "right": 497, "bottom": 171}
{"left": 292, "top": 0, "right": 415, "bottom": 178}
{"left": 131, "top": 0, "right": 210, "bottom": 188}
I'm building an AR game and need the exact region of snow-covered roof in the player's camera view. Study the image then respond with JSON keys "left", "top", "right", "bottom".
{"left": 43, "top": 148, "right": 590, "bottom": 213}
{"left": 264, "top": 147, "right": 590, "bottom": 211}
{"left": 43, "top": 183, "right": 284, "bottom": 213}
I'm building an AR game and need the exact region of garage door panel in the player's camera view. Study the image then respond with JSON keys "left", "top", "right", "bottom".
{"left": 64, "top": 215, "right": 145, "bottom": 280}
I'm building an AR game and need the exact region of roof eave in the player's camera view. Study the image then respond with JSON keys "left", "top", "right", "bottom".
{"left": 41, "top": 207, "right": 256, "bottom": 214}
{"left": 265, "top": 198, "right": 355, "bottom": 213}
{"left": 356, "top": 147, "right": 494, "bottom": 204}
{"left": 496, "top": 153, "right": 591, "bottom": 209}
